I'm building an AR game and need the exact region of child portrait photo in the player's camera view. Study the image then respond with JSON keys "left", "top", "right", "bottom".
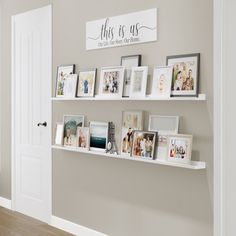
{"left": 77, "top": 127, "right": 90, "bottom": 149}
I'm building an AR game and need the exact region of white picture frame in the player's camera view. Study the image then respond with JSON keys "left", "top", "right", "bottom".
{"left": 55, "top": 122, "right": 64, "bottom": 146}
{"left": 167, "top": 134, "right": 193, "bottom": 164}
{"left": 130, "top": 66, "right": 148, "bottom": 98}
{"left": 63, "top": 115, "right": 85, "bottom": 148}
{"left": 77, "top": 127, "right": 90, "bottom": 150}
{"left": 64, "top": 74, "right": 78, "bottom": 98}
{"left": 148, "top": 115, "right": 179, "bottom": 160}
{"left": 99, "top": 66, "right": 125, "bottom": 98}
{"left": 151, "top": 66, "right": 172, "bottom": 98}
{"left": 89, "top": 121, "right": 109, "bottom": 152}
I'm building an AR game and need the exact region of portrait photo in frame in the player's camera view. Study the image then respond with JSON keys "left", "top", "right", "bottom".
{"left": 167, "top": 134, "right": 193, "bottom": 164}
{"left": 77, "top": 127, "right": 90, "bottom": 150}
{"left": 55, "top": 64, "right": 75, "bottom": 97}
{"left": 148, "top": 115, "right": 179, "bottom": 160}
{"left": 64, "top": 74, "right": 78, "bottom": 98}
{"left": 99, "top": 66, "right": 125, "bottom": 98}
{"left": 167, "top": 53, "right": 200, "bottom": 97}
{"left": 130, "top": 66, "right": 148, "bottom": 98}
{"left": 151, "top": 66, "right": 173, "bottom": 98}
{"left": 77, "top": 68, "right": 97, "bottom": 97}
{"left": 121, "top": 55, "right": 142, "bottom": 97}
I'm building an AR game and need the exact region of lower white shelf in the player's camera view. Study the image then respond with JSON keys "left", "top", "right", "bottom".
{"left": 52, "top": 145, "right": 206, "bottom": 170}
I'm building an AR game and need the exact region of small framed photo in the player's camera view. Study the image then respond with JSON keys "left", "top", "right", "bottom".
{"left": 55, "top": 64, "right": 75, "bottom": 97}
{"left": 99, "top": 66, "right": 125, "bottom": 98}
{"left": 77, "top": 127, "right": 90, "bottom": 150}
{"left": 63, "top": 115, "right": 84, "bottom": 148}
{"left": 166, "top": 53, "right": 200, "bottom": 97}
{"left": 89, "top": 121, "right": 109, "bottom": 152}
{"left": 54, "top": 122, "right": 64, "bottom": 146}
{"left": 64, "top": 74, "right": 78, "bottom": 98}
{"left": 121, "top": 55, "right": 141, "bottom": 97}
{"left": 151, "top": 66, "right": 172, "bottom": 98}
{"left": 130, "top": 66, "right": 148, "bottom": 98}
{"left": 77, "top": 69, "right": 97, "bottom": 97}
{"left": 167, "top": 134, "right": 193, "bottom": 164}
{"left": 131, "top": 131, "right": 156, "bottom": 160}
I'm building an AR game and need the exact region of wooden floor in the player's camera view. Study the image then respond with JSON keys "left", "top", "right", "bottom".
{"left": 0, "top": 207, "right": 74, "bottom": 236}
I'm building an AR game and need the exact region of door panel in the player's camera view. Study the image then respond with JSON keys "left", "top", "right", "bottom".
{"left": 12, "top": 5, "right": 52, "bottom": 223}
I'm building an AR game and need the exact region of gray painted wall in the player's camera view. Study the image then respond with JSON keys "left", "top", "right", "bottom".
{"left": 0, "top": 0, "right": 213, "bottom": 235}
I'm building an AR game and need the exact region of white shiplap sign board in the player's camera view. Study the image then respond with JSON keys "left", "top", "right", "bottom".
{"left": 86, "top": 8, "right": 157, "bottom": 50}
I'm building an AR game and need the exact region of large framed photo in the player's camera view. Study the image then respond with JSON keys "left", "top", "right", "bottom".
{"left": 64, "top": 74, "right": 78, "bottom": 98}
{"left": 99, "top": 66, "right": 125, "bottom": 98}
{"left": 167, "top": 134, "right": 193, "bottom": 164}
{"left": 130, "top": 66, "right": 148, "bottom": 98}
{"left": 55, "top": 64, "right": 75, "bottom": 97}
{"left": 151, "top": 66, "right": 172, "bottom": 98}
{"left": 89, "top": 121, "right": 109, "bottom": 152}
{"left": 121, "top": 111, "right": 143, "bottom": 155}
{"left": 63, "top": 115, "right": 84, "bottom": 148}
{"left": 77, "top": 69, "right": 97, "bottom": 97}
{"left": 131, "top": 131, "right": 156, "bottom": 160}
{"left": 167, "top": 53, "right": 200, "bottom": 97}
{"left": 148, "top": 115, "right": 179, "bottom": 160}
{"left": 121, "top": 55, "right": 142, "bottom": 97}
{"left": 77, "top": 127, "right": 90, "bottom": 150}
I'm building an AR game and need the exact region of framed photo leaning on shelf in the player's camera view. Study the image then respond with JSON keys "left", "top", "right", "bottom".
{"left": 130, "top": 66, "right": 148, "bottom": 98}
{"left": 167, "top": 134, "right": 192, "bottom": 164}
{"left": 77, "top": 127, "right": 90, "bottom": 150}
{"left": 148, "top": 115, "right": 179, "bottom": 160}
{"left": 99, "top": 66, "right": 125, "bottom": 98}
{"left": 64, "top": 74, "right": 78, "bottom": 98}
{"left": 120, "top": 55, "right": 142, "bottom": 97}
{"left": 151, "top": 66, "right": 173, "bottom": 98}
{"left": 77, "top": 68, "right": 97, "bottom": 97}
{"left": 63, "top": 115, "right": 84, "bottom": 148}
{"left": 131, "top": 131, "right": 157, "bottom": 160}
{"left": 121, "top": 110, "right": 143, "bottom": 156}
{"left": 167, "top": 53, "right": 200, "bottom": 97}
{"left": 89, "top": 121, "right": 109, "bottom": 152}
{"left": 55, "top": 64, "right": 75, "bottom": 98}
{"left": 55, "top": 122, "right": 64, "bottom": 146}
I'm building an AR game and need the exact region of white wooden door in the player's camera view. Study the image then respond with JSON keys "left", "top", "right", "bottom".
{"left": 12, "top": 5, "right": 52, "bottom": 223}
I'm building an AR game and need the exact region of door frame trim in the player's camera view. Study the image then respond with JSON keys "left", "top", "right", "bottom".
{"left": 11, "top": 5, "right": 53, "bottom": 223}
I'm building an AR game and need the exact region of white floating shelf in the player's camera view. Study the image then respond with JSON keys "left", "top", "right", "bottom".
{"left": 52, "top": 145, "right": 206, "bottom": 170}
{"left": 51, "top": 94, "right": 206, "bottom": 101}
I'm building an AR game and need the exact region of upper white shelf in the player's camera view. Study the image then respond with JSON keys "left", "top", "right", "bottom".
{"left": 52, "top": 145, "right": 206, "bottom": 170}
{"left": 51, "top": 94, "right": 206, "bottom": 101}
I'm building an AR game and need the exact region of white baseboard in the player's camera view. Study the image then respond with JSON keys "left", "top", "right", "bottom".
{"left": 51, "top": 215, "right": 108, "bottom": 236}
{"left": 0, "top": 197, "right": 12, "bottom": 210}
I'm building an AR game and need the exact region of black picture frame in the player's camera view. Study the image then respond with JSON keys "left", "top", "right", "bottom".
{"left": 55, "top": 64, "right": 75, "bottom": 98}
{"left": 120, "top": 54, "right": 142, "bottom": 97}
{"left": 166, "top": 53, "right": 200, "bottom": 97}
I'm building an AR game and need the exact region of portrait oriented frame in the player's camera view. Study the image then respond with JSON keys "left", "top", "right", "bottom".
{"left": 130, "top": 66, "right": 148, "bottom": 98}
{"left": 77, "top": 127, "right": 90, "bottom": 150}
{"left": 54, "top": 122, "right": 64, "bottom": 146}
{"left": 151, "top": 66, "right": 173, "bottom": 98}
{"left": 131, "top": 130, "right": 157, "bottom": 160}
{"left": 99, "top": 66, "right": 125, "bottom": 98}
{"left": 167, "top": 134, "right": 193, "bottom": 164}
{"left": 64, "top": 74, "right": 78, "bottom": 98}
{"left": 63, "top": 115, "right": 85, "bottom": 148}
{"left": 89, "top": 121, "right": 109, "bottom": 152}
{"left": 166, "top": 53, "right": 200, "bottom": 97}
{"left": 77, "top": 68, "right": 97, "bottom": 97}
{"left": 55, "top": 64, "right": 75, "bottom": 98}
{"left": 120, "top": 55, "right": 142, "bottom": 97}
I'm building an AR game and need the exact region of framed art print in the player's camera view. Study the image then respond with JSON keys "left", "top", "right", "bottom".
{"left": 121, "top": 55, "right": 142, "bottom": 97}
{"left": 167, "top": 134, "right": 193, "bottom": 164}
{"left": 64, "top": 74, "right": 78, "bottom": 98}
{"left": 151, "top": 66, "right": 172, "bottom": 98}
{"left": 77, "top": 68, "right": 97, "bottom": 97}
{"left": 55, "top": 64, "right": 75, "bottom": 97}
{"left": 55, "top": 122, "right": 64, "bottom": 146}
{"left": 131, "top": 131, "right": 156, "bottom": 160}
{"left": 63, "top": 115, "right": 84, "bottom": 148}
{"left": 130, "top": 66, "right": 148, "bottom": 98}
{"left": 121, "top": 110, "right": 143, "bottom": 156}
{"left": 89, "top": 121, "right": 109, "bottom": 152}
{"left": 167, "top": 53, "right": 200, "bottom": 97}
{"left": 99, "top": 66, "right": 125, "bottom": 98}
{"left": 148, "top": 115, "right": 179, "bottom": 160}
{"left": 77, "top": 127, "right": 90, "bottom": 150}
